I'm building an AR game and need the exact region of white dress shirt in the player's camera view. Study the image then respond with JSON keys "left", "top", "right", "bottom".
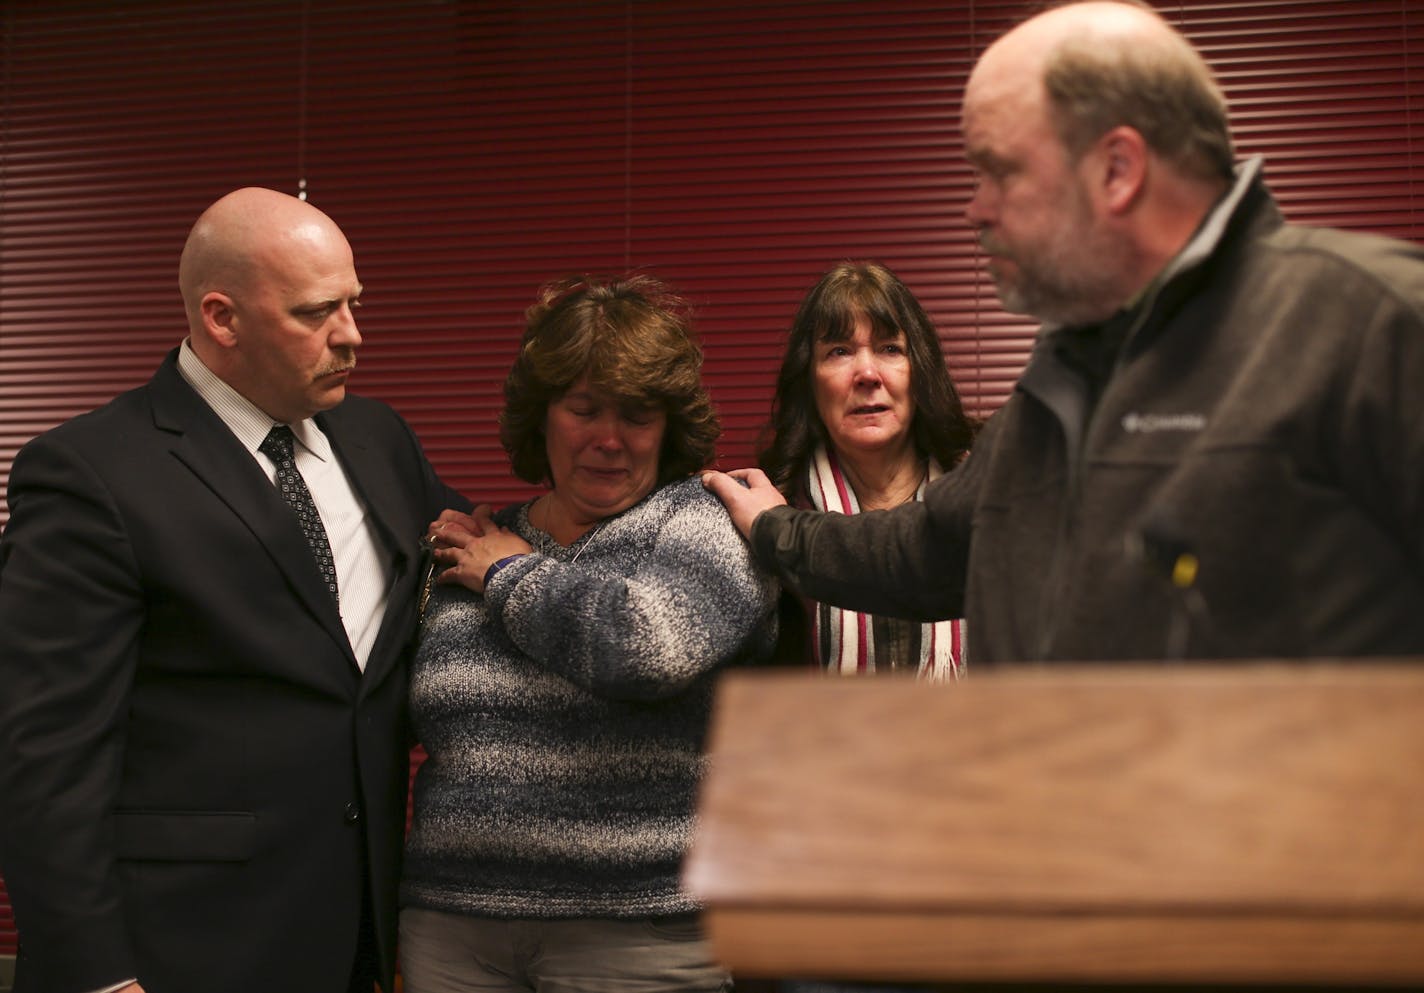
{"left": 177, "top": 340, "right": 391, "bottom": 669}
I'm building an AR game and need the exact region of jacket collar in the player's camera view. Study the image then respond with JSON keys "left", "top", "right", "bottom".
{"left": 1017, "top": 156, "right": 1279, "bottom": 428}
{"left": 1152, "top": 155, "right": 1268, "bottom": 296}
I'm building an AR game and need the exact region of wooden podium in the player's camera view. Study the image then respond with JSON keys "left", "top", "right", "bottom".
{"left": 684, "top": 665, "right": 1424, "bottom": 987}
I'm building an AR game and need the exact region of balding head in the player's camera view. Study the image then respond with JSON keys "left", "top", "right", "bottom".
{"left": 971, "top": 1, "right": 1233, "bottom": 184}
{"left": 960, "top": 1, "right": 1237, "bottom": 324}
{"left": 179, "top": 187, "right": 364, "bottom": 422}
{"left": 179, "top": 188, "right": 346, "bottom": 330}
{"left": 978, "top": 1, "right": 1160, "bottom": 67}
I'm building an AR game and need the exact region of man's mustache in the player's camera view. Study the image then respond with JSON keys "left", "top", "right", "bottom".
{"left": 316, "top": 351, "right": 357, "bottom": 378}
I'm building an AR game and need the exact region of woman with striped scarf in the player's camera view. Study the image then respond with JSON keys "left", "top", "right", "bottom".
{"left": 760, "top": 261, "right": 977, "bottom": 680}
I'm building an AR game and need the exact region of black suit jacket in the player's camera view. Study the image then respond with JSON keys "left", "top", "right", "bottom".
{"left": 0, "top": 349, "right": 467, "bottom": 993}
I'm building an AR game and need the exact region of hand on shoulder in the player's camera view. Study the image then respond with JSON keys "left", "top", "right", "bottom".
{"left": 700, "top": 468, "right": 786, "bottom": 539}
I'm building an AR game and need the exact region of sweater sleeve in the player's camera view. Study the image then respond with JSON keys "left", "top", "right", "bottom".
{"left": 483, "top": 482, "right": 777, "bottom": 701}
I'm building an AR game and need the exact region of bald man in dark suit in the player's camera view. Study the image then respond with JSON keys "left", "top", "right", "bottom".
{"left": 0, "top": 188, "right": 468, "bottom": 993}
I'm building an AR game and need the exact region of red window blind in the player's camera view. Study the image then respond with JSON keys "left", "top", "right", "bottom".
{"left": 1, "top": 0, "right": 1420, "bottom": 963}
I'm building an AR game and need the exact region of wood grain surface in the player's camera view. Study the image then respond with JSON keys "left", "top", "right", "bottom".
{"left": 684, "top": 664, "right": 1424, "bottom": 984}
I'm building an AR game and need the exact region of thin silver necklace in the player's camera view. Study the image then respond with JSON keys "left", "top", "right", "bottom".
{"left": 531, "top": 498, "right": 604, "bottom": 564}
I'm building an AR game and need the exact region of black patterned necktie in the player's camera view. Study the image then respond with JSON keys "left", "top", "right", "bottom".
{"left": 259, "top": 425, "right": 340, "bottom": 606}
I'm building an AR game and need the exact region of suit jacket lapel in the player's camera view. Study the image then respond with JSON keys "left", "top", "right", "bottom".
{"left": 320, "top": 415, "right": 415, "bottom": 582}
{"left": 148, "top": 353, "right": 357, "bottom": 668}
{"left": 320, "top": 409, "right": 420, "bottom": 690}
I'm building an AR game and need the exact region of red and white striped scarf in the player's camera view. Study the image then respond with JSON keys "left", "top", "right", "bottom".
{"left": 806, "top": 445, "right": 964, "bottom": 681}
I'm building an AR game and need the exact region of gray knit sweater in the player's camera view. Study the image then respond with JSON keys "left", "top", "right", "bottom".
{"left": 401, "top": 476, "right": 778, "bottom": 919}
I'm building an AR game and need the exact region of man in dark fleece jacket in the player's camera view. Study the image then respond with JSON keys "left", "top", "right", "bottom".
{"left": 705, "top": 0, "right": 1424, "bottom": 664}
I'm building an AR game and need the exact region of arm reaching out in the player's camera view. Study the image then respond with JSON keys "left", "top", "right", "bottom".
{"left": 701, "top": 468, "right": 787, "bottom": 540}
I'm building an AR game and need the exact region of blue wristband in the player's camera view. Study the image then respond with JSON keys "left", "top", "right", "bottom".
{"left": 482, "top": 553, "right": 528, "bottom": 589}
